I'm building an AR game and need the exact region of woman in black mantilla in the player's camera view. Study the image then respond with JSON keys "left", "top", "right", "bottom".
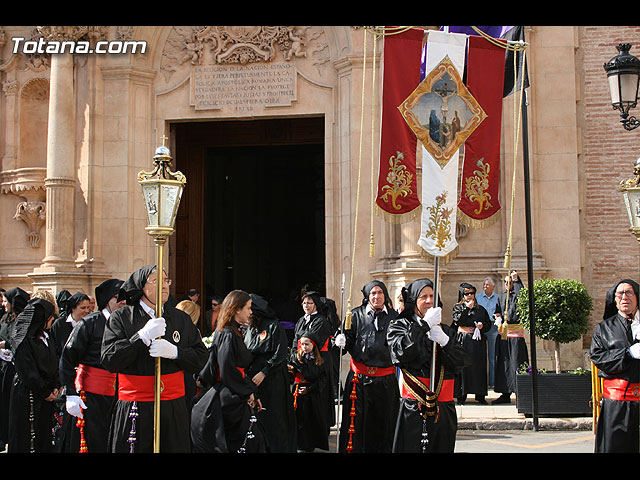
{"left": 101, "top": 265, "right": 208, "bottom": 453}
{"left": 244, "top": 293, "right": 296, "bottom": 452}
{"left": 451, "top": 282, "right": 491, "bottom": 405}
{"left": 191, "top": 290, "right": 266, "bottom": 453}
{"left": 0, "top": 287, "right": 29, "bottom": 450}
{"left": 387, "top": 278, "right": 466, "bottom": 453}
{"left": 7, "top": 297, "right": 60, "bottom": 453}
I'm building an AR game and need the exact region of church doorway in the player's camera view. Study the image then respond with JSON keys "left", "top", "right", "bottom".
{"left": 172, "top": 117, "right": 325, "bottom": 330}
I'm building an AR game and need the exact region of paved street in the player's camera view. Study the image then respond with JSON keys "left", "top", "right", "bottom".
{"left": 455, "top": 430, "right": 595, "bottom": 453}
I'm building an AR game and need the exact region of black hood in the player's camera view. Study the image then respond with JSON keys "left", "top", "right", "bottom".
{"left": 95, "top": 278, "right": 124, "bottom": 311}
{"left": 397, "top": 278, "right": 442, "bottom": 319}
{"left": 361, "top": 280, "right": 393, "bottom": 310}
{"left": 117, "top": 265, "right": 156, "bottom": 306}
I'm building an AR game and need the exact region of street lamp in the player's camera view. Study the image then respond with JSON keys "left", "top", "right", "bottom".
{"left": 137, "top": 136, "right": 186, "bottom": 453}
{"left": 604, "top": 43, "right": 640, "bottom": 131}
{"left": 619, "top": 157, "right": 640, "bottom": 243}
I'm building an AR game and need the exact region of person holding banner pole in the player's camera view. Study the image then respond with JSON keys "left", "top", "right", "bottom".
{"left": 387, "top": 278, "right": 466, "bottom": 453}
{"left": 333, "top": 280, "right": 398, "bottom": 453}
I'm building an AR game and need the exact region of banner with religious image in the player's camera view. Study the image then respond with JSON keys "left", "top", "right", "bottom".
{"left": 375, "top": 28, "right": 425, "bottom": 223}
{"left": 399, "top": 30, "right": 485, "bottom": 263}
{"left": 457, "top": 34, "right": 506, "bottom": 228}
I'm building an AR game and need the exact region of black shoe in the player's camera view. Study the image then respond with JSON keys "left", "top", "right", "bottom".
{"left": 475, "top": 396, "right": 487, "bottom": 405}
{"left": 491, "top": 394, "right": 511, "bottom": 405}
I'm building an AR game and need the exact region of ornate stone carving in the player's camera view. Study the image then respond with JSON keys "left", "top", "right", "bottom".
{"left": 161, "top": 26, "right": 327, "bottom": 83}
{"left": 14, "top": 201, "right": 46, "bottom": 248}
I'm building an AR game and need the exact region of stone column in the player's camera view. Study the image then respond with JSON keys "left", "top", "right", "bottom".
{"left": 37, "top": 26, "right": 86, "bottom": 269}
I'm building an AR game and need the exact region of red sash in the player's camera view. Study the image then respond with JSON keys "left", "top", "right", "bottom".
{"left": 603, "top": 378, "right": 640, "bottom": 401}
{"left": 294, "top": 372, "right": 310, "bottom": 384}
{"left": 74, "top": 364, "right": 117, "bottom": 397}
{"left": 401, "top": 374, "right": 454, "bottom": 402}
{"left": 350, "top": 358, "right": 395, "bottom": 377}
{"left": 117, "top": 371, "right": 185, "bottom": 402}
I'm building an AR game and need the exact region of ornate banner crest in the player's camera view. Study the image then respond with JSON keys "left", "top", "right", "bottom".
{"left": 375, "top": 28, "right": 424, "bottom": 223}
{"left": 457, "top": 34, "right": 505, "bottom": 228}
{"left": 398, "top": 54, "right": 486, "bottom": 168}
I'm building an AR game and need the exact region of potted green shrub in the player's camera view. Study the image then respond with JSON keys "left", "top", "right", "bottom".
{"left": 514, "top": 278, "right": 594, "bottom": 417}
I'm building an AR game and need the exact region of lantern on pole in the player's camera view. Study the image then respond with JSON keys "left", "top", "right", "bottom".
{"left": 137, "top": 136, "right": 186, "bottom": 453}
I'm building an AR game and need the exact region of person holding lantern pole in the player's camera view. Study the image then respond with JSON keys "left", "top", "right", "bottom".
{"left": 101, "top": 265, "right": 208, "bottom": 453}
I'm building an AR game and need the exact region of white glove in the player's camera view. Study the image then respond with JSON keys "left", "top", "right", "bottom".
{"left": 630, "top": 343, "right": 640, "bottom": 359}
{"left": 472, "top": 326, "right": 481, "bottom": 341}
{"left": 427, "top": 324, "right": 449, "bottom": 347}
{"left": 0, "top": 349, "right": 13, "bottom": 362}
{"left": 334, "top": 333, "right": 346, "bottom": 348}
{"left": 424, "top": 307, "right": 442, "bottom": 328}
{"left": 149, "top": 338, "right": 178, "bottom": 359}
{"left": 494, "top": 316, "right": 502, "bottom": 327}
{"left": 66, "top": 395, "right": 87, "bottom": 418}
{"left": 138, "top": 317, "right": 166, "bottom": 346}
{"left": 632, "top": 320, "right": 640, "bottom": 341}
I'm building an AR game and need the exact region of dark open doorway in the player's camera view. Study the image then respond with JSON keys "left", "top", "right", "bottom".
{"left": 172, "top": 117, "right": 325, "bottom": 332}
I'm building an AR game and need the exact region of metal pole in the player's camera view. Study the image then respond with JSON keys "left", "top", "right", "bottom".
{"left": 336, "top": 273, "right": 345, "bottom": 453}
{"left": 521, "top": 89, "right": 539, "bottom": 431}
{"left": 153, "top": 238, "right": 165, "bottom": 453}
{"left": 430, "top": 257, "right": 441, "bottom": 388}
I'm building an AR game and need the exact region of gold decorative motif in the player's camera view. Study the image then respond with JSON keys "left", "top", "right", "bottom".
{"left": 464, "top": 158, "right": 493, "bottom": 215}
{"left": 379, "top": 151, "right": 414, "bottom": 211}
{"left": 398, "top": 55, "right": 487, "bottom": 168}
{"left": 424, "top": 191, "right": 453, "bottom": 251}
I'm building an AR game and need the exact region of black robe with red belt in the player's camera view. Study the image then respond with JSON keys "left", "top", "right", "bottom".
{"left": 387, "top": 316, "right": 466, "bottom": 453}
{"left": 590, "top": 312, "right": 640, "bottom": 453}
{"left": 101, "top": 303, "right": 208, "bottom": 453}
{"left": 58, "top": 310, "right": 117, "bottom": 453}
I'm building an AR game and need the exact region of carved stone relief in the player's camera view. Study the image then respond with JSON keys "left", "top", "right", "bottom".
{"left": 159, "top": 26, "right": 330, "bottom": 90}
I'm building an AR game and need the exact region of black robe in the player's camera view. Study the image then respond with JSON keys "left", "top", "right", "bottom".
{"left": 289, "top": 351, "right": 329, "bottom": 452}
{"left": 494, "top": 278, "right": 529, "bottom": 395}
{"left": 387, "top": 315, "right": 466, "bottom": 453}
{"left": 590, "top": 312, "right": 640, "bottom": 453}
{"left": 58, "top": 310, "right": 117, "bottom": 453}
{"left": 244, "top": 316, "right": 296, "bottom": 453}
{"left": 191, "top": 322, "right": 266, "bottom": 453}
{"left": 101, "top": 302, "right": 208, "bottom": 453}
{"left": 7, "top": 299, "right": 60, "bottom": 453}
{"left": 451, "top": 303, "right": 491, "bottom": 397}
{"left": 291, "top": 308, "right": 334, "bottom": 429}
{"left": 336, "top": 302, "right": 399, "bottom": 453}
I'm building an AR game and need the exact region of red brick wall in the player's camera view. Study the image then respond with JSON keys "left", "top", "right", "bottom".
{"left": 581, "top": 26, "right": 640, "bottom": 345}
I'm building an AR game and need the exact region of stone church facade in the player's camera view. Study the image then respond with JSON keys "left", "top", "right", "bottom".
{"left": 0, "top": 25, "right": 638, "bottom": 370}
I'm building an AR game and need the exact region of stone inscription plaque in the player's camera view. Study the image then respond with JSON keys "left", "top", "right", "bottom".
{"left": 190, "top": 62, "right": 297, "bottom": 112}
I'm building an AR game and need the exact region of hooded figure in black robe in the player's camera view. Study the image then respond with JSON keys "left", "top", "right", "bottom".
{"left": 58, "top": 278, "right": 124, "bottom": 453}
{"left": 333, "top": 280, "right": 399, "bottom": 453}
{"left": 7, "top": 297, "right": 60, "bottom": 453}
{"left": 590, "top": 278, "right": 640, "bottom": 453}
{"left": 101, "top": 265, "right": 208, "bottom": 453}
{"left": 243, "top": 293, "right": 297, "bottom": 452}
{"left": 451, "top": 282, "right": 491, "bottom": 404}
{"left": 493, "top": 271, "right": 529, "bottom": 404}
{"left": 387, "top": 278, "right": 466, "bottom": 453}
{"left": 0, "top": 287, "right": 29, "bottom": 448}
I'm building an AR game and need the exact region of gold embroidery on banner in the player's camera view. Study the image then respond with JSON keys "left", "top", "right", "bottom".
{"left": 424, "top": 191, "right": 453, "bottom": 251}
{"left": 379, "top": 151, "right": 414, "bottom": 211}
{"left": 464, "top": 158, "right": 493, "bottom": 215}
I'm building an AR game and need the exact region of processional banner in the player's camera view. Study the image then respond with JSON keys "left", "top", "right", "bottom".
{"left": 457, "top": 34, "right": 506, "bottom": 228}
{"left": 375, "top": 28, "right": 424, "bottom": 223}
{"left": 399, "top": 30, "right": 485, "bottom": 263}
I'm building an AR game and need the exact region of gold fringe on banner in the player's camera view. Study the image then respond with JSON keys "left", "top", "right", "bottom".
{"left": 456, "top": 207, "right": 502, "bottom": 230}
{"left": 418, "top": 245, "right": 460, "bottom": 266}
{"left": 374, "top": 204, "right": 421, "bottom": 224}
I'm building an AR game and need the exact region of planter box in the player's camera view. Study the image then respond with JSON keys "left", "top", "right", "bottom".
{"left": 515, "top": 372, "right": 592, "bottom": 417}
